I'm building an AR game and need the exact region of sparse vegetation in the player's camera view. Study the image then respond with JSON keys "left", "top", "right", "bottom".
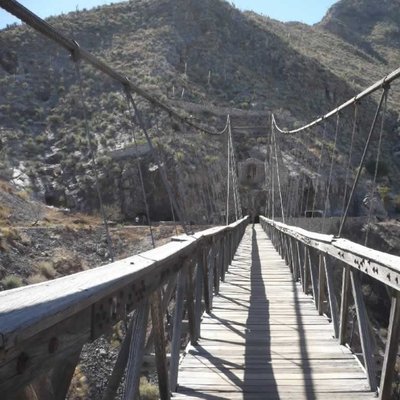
{"left": 1, "top": 275, "right": 23, "bottom": 290}
{"left": 139, "top": 377, "right": 159, "bottom": 400}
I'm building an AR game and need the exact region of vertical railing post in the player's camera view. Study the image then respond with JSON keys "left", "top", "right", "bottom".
{"left": 350, "top": 271, "right": 377, "bottom": 391}
{"left": 202, "top": 246, "right": 212, "bottom": 314}
{"left": 123, "top": 299, "right": 150, "bottom": 400}
{"left": 213, "top": 238, "right": 220, "bottom": 296}
{"left": 339, "top": 266, "right": 351, "bottom": 345}
{"left": 186, "top": 262, "right": 197, "bottom": 345}
{"left": 307, "top": 248, "right": 319, "bottom": 305}
{"left": 150, "top": 289, "right": 170, "bottom": 400}
{"left": 169, "top": 269, "right": 186, "bottom": 391}
{"left": 324, "top": 256, "right": 339, "bottom": 338}
{"left": 379, "top": 291, "right": 400, "bottom": 400}
{"left": 317, "top": 254, "right": 326, "bottom": 315}
{"left": 303, "top": 246, "right": 310, "bottom": 294}
{"left": 194, "top": 255, "right": 204, "bottom": 342}
{"left": 296, "top": 241, "right": 304, "bottom": 286}
{"left": 220, "top": 236, "right": 227, "bottom": 282}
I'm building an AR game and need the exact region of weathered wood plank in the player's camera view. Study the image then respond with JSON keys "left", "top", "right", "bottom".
{"left": 150, "top": 289, "right": 170, "bottom": 400}
{"left": 175, "top": 225, "right": 372, "bottom": 399}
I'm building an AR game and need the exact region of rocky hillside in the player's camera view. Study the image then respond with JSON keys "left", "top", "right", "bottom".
{"left": 0, "top": 0, "right": 399, "bottom": 223}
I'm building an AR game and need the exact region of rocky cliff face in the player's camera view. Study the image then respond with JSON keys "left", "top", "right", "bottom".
{"left": 0, "top": 0, "right": 399, "bottom": 223}
{"left": 319, "top": 0, "right": 400, "bottom": 55}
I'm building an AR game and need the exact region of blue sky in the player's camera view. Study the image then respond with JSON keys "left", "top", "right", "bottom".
{"left": 0, "top": 0, "right": 338, "bottom": 29}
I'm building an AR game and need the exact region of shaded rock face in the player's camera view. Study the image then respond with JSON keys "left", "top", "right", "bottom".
{"left": 319, "top": 0, "right": 400, "bottom": 56}
{"left": 238, "top": 158, "right": 265, "bottom": 187}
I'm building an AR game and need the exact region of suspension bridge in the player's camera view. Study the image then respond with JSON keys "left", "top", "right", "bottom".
{"left": 1, "top": 1, "right": 400, "bottom": 399}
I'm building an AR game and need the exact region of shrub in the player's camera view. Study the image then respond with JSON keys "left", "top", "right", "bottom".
{"left": 1, "top": 275, "right": 23, "bottom": 290}
{"left": 37, "top": 261, "right": 57, "bottom": 279}
{"left": 139, "top": 377, "right": 159, "bottom": 400}
{"left": 28, "top": 274, "right": 47, "bottom": 285}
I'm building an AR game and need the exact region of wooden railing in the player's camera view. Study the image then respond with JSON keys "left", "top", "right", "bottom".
{"left": 0, "top": 217, "right": 248, "bottom": 400}
{"left": 260, "top": 216, "right": 400, "bottom": 400}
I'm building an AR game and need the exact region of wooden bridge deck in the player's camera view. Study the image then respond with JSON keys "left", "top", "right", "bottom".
{"left": 173, "top": 224, "right": 375, "bottom": 400}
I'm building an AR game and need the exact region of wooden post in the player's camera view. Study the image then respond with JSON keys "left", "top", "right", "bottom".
{"left": 123, "top": 300, "right": 150, "bottom": 400}
{"left": 379, "top": 291, "right": 400, "bottom": 400}
{"left": 169, "top": 269, "right": 186, "bottom": 391}
{"left": 103, "top": 313, "right": 137, "bottom": 400}
{"left": 290, "top": 238, "right": 299, "bottom": 281}
{"left": 208, "top": 245, "right": 215, "bottom": 309}
{"left": 202, "top": 247, "right": 211, "bottom": 314}
{"left": 297, "top": 242, "right": 304, "bottom": 286}
{"left": 350, "top": 271, "right": 377, "bottom": 391}
{"left": 317, "top": 254, "right": 326, "bottom": 315}
{"left": 150, "top": 290, "right": 170, "bottom": 400}
{"left": 303, "top": 246, "right": 309, "bottom": 294}
{"left": 224, "top": 235, "right": 230, "bottom": 274}
{"left": 194, "top": 260, "right": 204, "bottom": 342}
{"left": 324, "top": 256, "right": 339, "bottom": 338}
{"left": 339, "top": 266, "right": 350, "bottom": 345}
{"left": 213, "top": 240, "right": 220, "bottom": 296}
{"left": 145, "top": 277, "right": 177, "bottom": 353}
{"left": 308, "top": 249, "right": 319, "bottom": 303}
{"left": 220, "top": 236, "right": 227, "bottom": 282}
{"left": 186, "top": 264, "right": 197, "bottom": 345}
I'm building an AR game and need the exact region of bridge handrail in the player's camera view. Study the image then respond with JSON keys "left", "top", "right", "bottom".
{"left": 261, "top": 216, "right": 400, "bottom": 291}
{"left": 0, "top": 217, "right": 247, "bottom": 349}
{"left": 0, "top": 217, "right": 248, "bottom": 398}
{"left": 261, "top": 216, "right": 400, "bottom": 400}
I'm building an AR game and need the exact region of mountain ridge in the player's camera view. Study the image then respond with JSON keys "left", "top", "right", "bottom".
{"left": 0, "top": 0, "right": 399, "bottom": 223}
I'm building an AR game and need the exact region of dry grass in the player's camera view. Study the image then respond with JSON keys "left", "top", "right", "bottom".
{"left": 0, "top": 226, "right": 21, "bottom": 251}
{"left": 36, "top": 261, "right": 57, "bottom": 279}
{"left": 27, "top": 274, "right": 47, "bottom": 285}
{"left": 67, "top": 366, "right": 89, "bottom": 400}
{"left": 1, "top": 275, "right": 23, "bottom": 290}
{"left": 0, "top": 179, "right": 13, "bottom": 194}
{"left": 42, "top": 208, "right": 101, "bottom": 230}
{"left": 0, "top": 204, "right": 11, "bottom": 224}
{"left": 139, "top": 377, "right": 159, "bottom": 400}
{"left": 52, "top": 249, "right": 87, "bottom": 275}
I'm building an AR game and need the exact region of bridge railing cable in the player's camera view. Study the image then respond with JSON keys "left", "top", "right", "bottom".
{"left": 271, "top": 67, "right": 400, "bottom": 135}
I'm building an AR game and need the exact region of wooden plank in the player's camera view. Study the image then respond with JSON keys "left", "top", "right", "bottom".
{"left": 339, "top": 266, "right": 351, "bottom": 345}
{"left": 175, "top": 225, "right": 372, "bottom": 399}
{"left": 0, "top": 309, "right": 90, "bottom": 397}
{"left": 260, "top": 216, "right": 400, "bottom": 291}
{"left": 324, "top": 256, "right": 339, "bottom": 338}
{"left": 123, "top": 299, "right": 149, "bottom": 400}
{"left": 170, "top": 269, "right": 186, "bottom": 391}
{"left": 317, "top": 254, "right": 326, "bottom": 315}
{"left": 150, "top": 289, "right": 170, "bottom": 400}
{"left": 0, "top": 218, "right": 248, "bottom": 352}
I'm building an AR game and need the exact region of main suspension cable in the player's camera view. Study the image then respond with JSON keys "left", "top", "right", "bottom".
{"left": 0, "top": 0, "right": 229, "bottom": 137}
